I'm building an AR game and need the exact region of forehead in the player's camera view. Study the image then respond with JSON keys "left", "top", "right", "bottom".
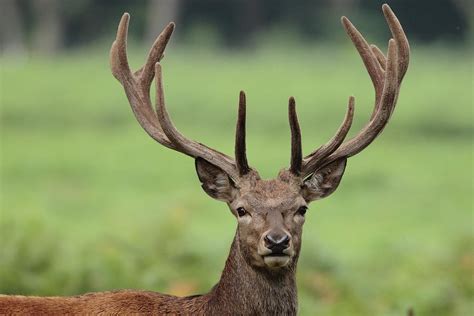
{"left": 240, "top": 179, "right": 302, "bottom": 210}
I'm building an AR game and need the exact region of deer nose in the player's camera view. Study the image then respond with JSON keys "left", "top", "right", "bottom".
{"left": 264, "top": 233, "right": 290, "bottom": 253}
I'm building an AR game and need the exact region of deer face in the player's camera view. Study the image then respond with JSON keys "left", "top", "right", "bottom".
{"left": 196, "top": 159, "right": 347, "bottom": 270}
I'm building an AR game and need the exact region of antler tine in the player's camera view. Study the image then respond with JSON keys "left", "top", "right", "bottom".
{"left": 383, "top": 4, "right": 410, "bottom": 82}
{"left": 110, "top": 13, "right": 133, "bottom": 82}
{"left": 369, "top": 43, "right": 387, "bottom": 120}
{"left": 302, "top": 5, "right": 409, "bottom": 176}
{"left": 138, "top": 22, "right": 175, "bottom": 87}
{"left": 301, "top": 97, "right": 354, "bottom": 175}
{"left": 370, "top": 44, "right": 387, "bottom": 72}
{"left": 154, "top": 63, "right": 239, "bottom": 179}
{"left": 110, "top": 13, "right": 176, "bottom": 149}
{"left": 341, "top": 15, "right": 387, "bottom": 124}
{"left": 235, "top": 91, "right": 250, "bottom": 176}
{"left": 341, "top": 16, "right": 384, "bottom": 99}
{"left": 288, "top": 97, "right": 302, "bottom": 175}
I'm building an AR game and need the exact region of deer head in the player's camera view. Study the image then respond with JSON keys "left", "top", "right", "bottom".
{"left": 110, "top": 4, "right": 409, "bottom": 271}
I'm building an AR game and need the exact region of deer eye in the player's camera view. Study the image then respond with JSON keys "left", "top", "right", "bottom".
{"left": 236, "top": 207, "right": 247, "bottom": 217}
{"left": 297, "top": 206, "right": 308, "bottom": 216}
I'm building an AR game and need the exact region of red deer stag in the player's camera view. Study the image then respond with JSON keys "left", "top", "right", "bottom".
{"left": 0, "top": 4, "right": 409, "bottom": 315}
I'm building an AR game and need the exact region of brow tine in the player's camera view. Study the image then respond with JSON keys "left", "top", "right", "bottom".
{"left": 235, "top": 91, "right": 250, "bottom": 175}
{"left": 288, "top": 97, "right": 302, "bottom": 175}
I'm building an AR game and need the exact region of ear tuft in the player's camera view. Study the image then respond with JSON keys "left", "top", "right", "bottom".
{"left": 195, "top": 158, "right": 237, "bottom": 202}
{"left": 302, "top": 158, "right": 347, "bottom": 202}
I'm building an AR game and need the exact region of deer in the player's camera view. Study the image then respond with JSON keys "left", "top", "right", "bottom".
{"left": 0, "top": 4, "right": 409, "bottom": 315}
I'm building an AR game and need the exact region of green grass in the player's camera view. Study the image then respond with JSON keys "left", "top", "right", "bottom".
{"left": 0, "top": 44, "right": 472, "bottom": 315}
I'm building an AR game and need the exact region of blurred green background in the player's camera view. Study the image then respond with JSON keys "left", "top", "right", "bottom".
{"left": 0, "top": 0, "right": 472, "bottom": 315}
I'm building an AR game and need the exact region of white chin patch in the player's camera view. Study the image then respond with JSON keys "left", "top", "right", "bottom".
{"left": 263, "top": 255, "right": 290, "bottom": 268}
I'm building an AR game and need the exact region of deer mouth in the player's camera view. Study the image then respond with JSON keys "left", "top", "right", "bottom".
{"left": 262, "top": 254, "right": 290, "bottom": 268}
{"left": 265, "top": 252, "right": 288, "bottom": 257}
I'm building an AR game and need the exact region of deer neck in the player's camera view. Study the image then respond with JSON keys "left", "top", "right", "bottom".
{"left": 205, "top": 232, "right": 298, "bottom": 315}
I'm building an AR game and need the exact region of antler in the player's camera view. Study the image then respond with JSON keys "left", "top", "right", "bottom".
{"left": 298, "top": 4, "right": 409, "bottom": 177}
{"left": 110, "top": 13, "right": 253, "bottom": 180}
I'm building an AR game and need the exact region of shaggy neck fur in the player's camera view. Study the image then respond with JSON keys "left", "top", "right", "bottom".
{"left": 203, "top": 232, "right": 298, "bottom": 315}
{"left": 0, "top": 231, "right": 299, "bottom": 315}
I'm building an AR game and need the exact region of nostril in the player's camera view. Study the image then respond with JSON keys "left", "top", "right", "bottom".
{"left": 280, "top": 235, "right": 290, "bottom": 247}
{"left": 264, "top": 233, "right": 290, "bottom": 250}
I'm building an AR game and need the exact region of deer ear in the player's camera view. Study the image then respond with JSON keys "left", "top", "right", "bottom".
{"left": 195, "top": 158, "right": 237, "bottom": 202}
{"left": 302, "top": 158, "right": 347, "bottom": 202}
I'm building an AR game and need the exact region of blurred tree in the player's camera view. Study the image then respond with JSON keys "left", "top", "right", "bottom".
{"left": 452, "top": 0, "right": 473, "bottom": 43}
{"left": 327, "top": 0, "right": 358, "bottom": 11}
{"left": 146, "top": 0, "right": 182, "bottom": 45}
{"left": 179, "top": 0, "right": 263, "bottom": 48}
{"left": 61, "top": 0, "right": 143, "bottom": 49}
{"left": 360, "top": 0, "right": 468, "bottom": 43}
{"left": 31, "top": 0, "right": 63, "bottom": 55}
{"left": 234, "top": 0, "right": 262, "bottom": 48}
{"left": 2, "top": 0, "right": 469, "bottom": 54}
{"left": 0, "top": 0, "right": 26, "bottom": 57}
